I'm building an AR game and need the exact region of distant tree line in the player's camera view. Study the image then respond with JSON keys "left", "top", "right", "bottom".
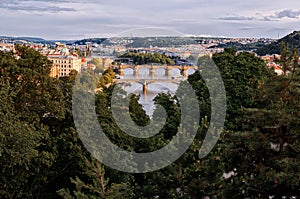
{"left": 119, "top": 52, "right": 174, "bottom": 65}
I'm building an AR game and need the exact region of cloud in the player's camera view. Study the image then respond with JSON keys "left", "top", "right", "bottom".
{"left": 260, "top": 10, "right": 300, "bottom": 21}
{"left": 218, "top": 16, "right": 255, "bottom": 21}
{"left": 219, "top": 9, "right": 300, "bottom": 22}
{"left": 0, "top": 0, "right": 77, "bottom": 13}
{"left": 261, "top": 16, "right": 278, "bottom": 22}
{"left": 270, "top": 9, "right": 300, "bottom": 19}
{"left": 239, "top": 27, "right": 256, "bottom": 31}
{"left": 3, "top": 5, "right": 75, "bottom": 12}
{"left": 0, "top": 0, "right": 300, "bottom": 39}
{"left": 1, "top": 0, "right": 75, "bottom": 3}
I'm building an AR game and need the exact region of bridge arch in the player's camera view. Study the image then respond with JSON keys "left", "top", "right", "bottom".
{"left": 169, "top": 68, "right": 181, "bottom": 77}
{"left": 186, "top": 68, "right": 196, "bottom": 76}
{"left": 137, "top": 68, "right": 150, "bottom": 76}
{"left": 154, "top": 68, "right": 165, "bottom": 77}
{"left": 123, "top": 68, "right": 134, "bottom": 76}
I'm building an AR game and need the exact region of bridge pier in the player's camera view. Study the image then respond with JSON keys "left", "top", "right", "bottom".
{"left": 165, "top": 67, "right": 171, "bottom": 78}
{"left": 143, "top": 82, "right": 147, "bottom": 95}
{"left": 183, "top": 66, "right": 187, "bottom": 77}
{"left": 133, "top": 68, "right": 139, "bottom": 77}
{"left": 119, "top": 68, "right": 124, "bottom": 76}
{"left": 150, "top": 67, "right": 155, "bottom": 78}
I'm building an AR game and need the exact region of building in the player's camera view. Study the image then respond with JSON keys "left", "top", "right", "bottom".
{"left": 0, "top": 43, "right": 15, "bottom": 52}
{"left": 48, "top": 55, "right": 82, "bottom": 78}
{"left": 42, "top": 42, "right": 83, "bottom": 78}
{"left": 267, "top": 62, "right": 283, "bottom": 75}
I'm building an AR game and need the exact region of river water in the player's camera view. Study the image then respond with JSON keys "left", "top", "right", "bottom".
{"left": 123, "top": 81, "right": 179, "bottom": 116}
{"left": 121, "top": 68, "right": 194, "bottom": 116}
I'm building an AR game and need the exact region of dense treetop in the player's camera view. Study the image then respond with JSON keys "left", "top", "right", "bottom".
{"left": 119, "top": 52, "right": 174, "bottom": 65}
{"left": 0, "top": 45, "right": 299, "bottom": 198}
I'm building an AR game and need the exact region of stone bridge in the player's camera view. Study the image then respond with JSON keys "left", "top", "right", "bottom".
{"left": 114, "top": 78, "right": 185, "bottom": 95}
{"left": 116, "top": 64, "right": 198, "bottom": 78}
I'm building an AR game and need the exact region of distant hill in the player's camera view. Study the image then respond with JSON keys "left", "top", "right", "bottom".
{"left": 74, "top": 38, "right": 107, "bottom": 45}
{"left": 74, "top": 37, "right": 198, "bottom": 47}
{"left": 121, "top": 37, "right": 198, "bottom": 48}
{"left": 210, "top": 41, "right": 271, "bottom": 52}
{"left": 256, "top": 31, "right": 300, "bottom": 55}
{"left": 17, "top": 37, "right": 45, "bottom": 42}
{"left": 0, "top": 36, "right": 76, "bottom": 45}
{"left": 0, "top": 35, "right": 198, "bottom": 47}
{"left": 0, "top": 36, "right": 45, "bottom": 43}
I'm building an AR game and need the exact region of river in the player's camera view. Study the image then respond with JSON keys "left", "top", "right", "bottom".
{"left": 121, "top": 68, "right": 193, "bottom": 116}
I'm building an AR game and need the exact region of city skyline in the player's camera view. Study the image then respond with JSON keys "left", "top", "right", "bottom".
{"left": 1, "top": 0, "right": 300, "bottom": 40}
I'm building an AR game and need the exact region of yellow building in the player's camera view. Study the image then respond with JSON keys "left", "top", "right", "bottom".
{"left": 49, "top": 65, "right": 60, "bottom": 78}
{"left": 48, "top": 55, "right": 82, "bottom": 78}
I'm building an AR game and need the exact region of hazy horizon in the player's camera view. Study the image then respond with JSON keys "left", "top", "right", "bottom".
{"left": 0, "top": 31, "right": 287, "bottom": 41}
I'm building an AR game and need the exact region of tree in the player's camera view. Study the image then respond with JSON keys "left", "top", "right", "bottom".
{"left": 119, "top": 52, "right": 174, "bottom": 65}
{"left": 211, "top": 48, "right": 273, "bottom": 130}
{"left": 0, "top": 46, "right": 120, "bottom": 198}
{"left": 0, "top": 45, "right": 65, "bottom": 198}
{"left": 197, "top": 45, "right": 300, "bottom": 198}
{"left": 88, "top": 57, "right": 104, "bottom": 74}
{"left": 97, "top": 68, "right": 115, "bottom": 88}
{"left": 0, "top": 79, "right": 50, "bottom": 198}
{"left": 76, "top": 48, "right": 84, "bottom": 57}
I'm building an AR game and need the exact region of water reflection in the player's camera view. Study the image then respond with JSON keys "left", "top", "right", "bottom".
{"left": 124, "top": 81, "right": 178, "bottom": 116}
{"left": 123, "top": 68, "right": 177, "bottom": 116}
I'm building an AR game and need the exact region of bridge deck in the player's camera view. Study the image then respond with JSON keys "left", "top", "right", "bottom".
{"left": 114, "top": 78, "right": 186, "bottom": 84}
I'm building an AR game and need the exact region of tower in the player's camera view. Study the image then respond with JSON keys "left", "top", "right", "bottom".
{"left": 86, "top": 42, "right": 92, "bottom": 57}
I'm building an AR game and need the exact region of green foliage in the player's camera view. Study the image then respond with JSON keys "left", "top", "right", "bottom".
{"left": 119, "top": 52, "right": 174, "bottom": 65}
{"left": 1, "top": 43, "right": 300, "bottom": 198}
{"left": 209, "top": 44, "right": 300, "bottom": 197}
{"left": 211, "top": 49, "right": 273, "bottom": 129}
{"left": 97, "top": 68, "right": 115, "bottom": 88}
{"left": 0, "top": 45, "right": 65, "bottom": 198}
{"left": 0, "top": 46, "right": 127, "bottom": 198}
{"left": 75, "top": 48, "right": 84, "bottom": 57}
{"left": 57, "top": 157, "right": 135, "bottom": 199}
{"left": 88, "top": 57, "right": 104, "bottom": 74}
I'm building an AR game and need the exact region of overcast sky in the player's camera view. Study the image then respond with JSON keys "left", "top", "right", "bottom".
{"left": 1, "top": 0, "right": 300, "bottom": 40}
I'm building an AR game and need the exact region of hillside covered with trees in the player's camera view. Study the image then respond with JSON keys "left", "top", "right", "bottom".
{"left": 256, "top": 31, "right": 300, "bottom": 55}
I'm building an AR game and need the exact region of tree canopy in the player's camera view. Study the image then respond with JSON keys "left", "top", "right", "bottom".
{"left": 0, "top": 45, "right": 299, "bottom": 198}
{"left": 119, "top": 52, "right": 174, "bottom": 65}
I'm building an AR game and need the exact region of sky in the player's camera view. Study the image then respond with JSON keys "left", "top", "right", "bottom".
{"left": 1, "top": 0, "right": 300, "bottom": 40}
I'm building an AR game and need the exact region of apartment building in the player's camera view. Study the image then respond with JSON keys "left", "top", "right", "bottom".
{"left": 48, "top": 55, "right": 82, "bottom": 78}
